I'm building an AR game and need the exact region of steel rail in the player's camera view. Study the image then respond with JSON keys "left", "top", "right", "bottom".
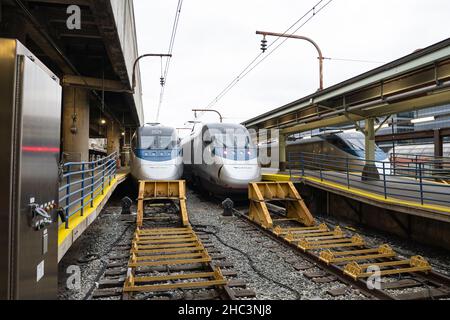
{"left": 232, "top": 206, "right": 450, "bottom": 300}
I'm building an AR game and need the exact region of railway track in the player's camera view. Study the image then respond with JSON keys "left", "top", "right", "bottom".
{"left": 230, "top": 182, "right": 450, "bottom": 300}
{"left": 91, "top": 181, "right": 256, "bottom": 300}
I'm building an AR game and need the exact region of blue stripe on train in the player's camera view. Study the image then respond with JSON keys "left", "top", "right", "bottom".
{"left": 134, "top": 149, "right": 181, "bottom": 162}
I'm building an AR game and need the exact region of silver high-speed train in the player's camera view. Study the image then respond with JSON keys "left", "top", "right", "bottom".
{"left": 130, "top": 124, "right": 183, "bottom": 181}
{"left": 287, "top": 131, "right": 390, "bottom": 173}
{"left": 182, "top": 123, "right": 261, "bottom": 195}
{"left": 259, "top": 131, "right": 390, "bottom": 172}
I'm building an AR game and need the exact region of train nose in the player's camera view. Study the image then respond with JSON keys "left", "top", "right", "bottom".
{"left": 220, "top": 164, "right": 261, "bottom": 189}
{"left": 138, "top": 164, "right": 182, "bottom": 181}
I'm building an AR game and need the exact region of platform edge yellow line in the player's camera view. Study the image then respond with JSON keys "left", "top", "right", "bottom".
{"left": 58, "top": 173, "right": 128, "bottom": 248}
{"left": 262, "top": 173, "right": 450, "bottom": 215}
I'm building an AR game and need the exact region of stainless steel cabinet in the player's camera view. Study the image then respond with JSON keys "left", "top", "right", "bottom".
{"left": 0, "top": 39, "right": 61, "bottom": 300}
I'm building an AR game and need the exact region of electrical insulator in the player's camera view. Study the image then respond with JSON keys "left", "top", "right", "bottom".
{"left": 160, "top": 77, "right": 165, "bottom": 86}
{"left": 261, "top": 37, "right": 268, "bottom": 53}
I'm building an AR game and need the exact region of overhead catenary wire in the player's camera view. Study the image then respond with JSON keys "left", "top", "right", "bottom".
{"left": 156, "top": 0, "right": 184, "bottom": 122}
{"left": 200, "top": 0, "right": 334, "bottom": 116}
{"left": 210, "top": 0, "right": 334, "bottom": 108}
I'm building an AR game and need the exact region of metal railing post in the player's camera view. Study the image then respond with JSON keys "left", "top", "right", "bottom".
{"left": 419, "top": 163, "right": 424, "bottom": 205}
{"left": 383, "top": 162, "right": 387, "bottom": 199}
{"left": 415, "top": 162, "right": 419, "bottom": 180}
{"left": 114, "top": 152, "right": 117, "bottom": 179}
{"left": 90, "top": 162, "right": 95, "bottom": 208}
{"left": 109, "top": 158, "right": 112, "bottom": 187}
{"left": 102, "top": 158, "right": 105, "bottom": 195}
{"left": 65, "top": 165, "right": 71, "bottom": 229}
{"left": 80, "top": 164, "right": 85, "bottom": 216}
{"left": 65, "top": 165, "right": 70, "bottom": 229}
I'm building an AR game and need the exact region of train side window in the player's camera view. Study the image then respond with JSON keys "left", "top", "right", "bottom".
{"left": 326, "top": 136, "right": 348, "bottom": 152}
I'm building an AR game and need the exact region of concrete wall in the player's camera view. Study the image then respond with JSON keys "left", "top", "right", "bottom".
{"left": 110, "top": 0, "right": 144, "bottom": 125}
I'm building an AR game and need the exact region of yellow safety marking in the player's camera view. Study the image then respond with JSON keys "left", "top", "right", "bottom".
{"left": 249, "top": 182, "right": 315, "bottom": 229}
{"left": 132, "top": 241, "right": 201, "bottom": 250}
{"left": 274, "top": 224, "right": 329, "bottom": 236}
{"left": 135, "top": 234, "right": 195, "bottom": 241}
{"left": 131, "top": 246, "right": 205, "bottom": 255}
{"left": 142, "top": 197, "right": 181, "bottom": 201}
{"left": 58, "top": 173, "right": 128, "bottom": 246}
{"left": 135, "top": 236, "right": 198, "bottom": 245}
{"left": 133, "top": 252, "right": 206, "bottom": 261}
{"left": 124, "top": 268, "right": 226, "bottom": 293}
{"left": 298, "top": 235, "right": 365, "bottom": 251}
{"left": 133, "top": 271, "right": 219, "bottom": 283}
{"left": 124, "top": 279, "right": 228, "bottom": 293}
{"left": 137, "top": 229, "right": 193, "bottom": 235}
{"left": 137, "top": 230, "right": 194, "bottom": 236}
{"left": 291, "top": 234, "right": 345, "bottom": 243}
{"left": 284, "top": 229, "right": 333, "bottom": 237}
{"left": 285, "top": 227, "right": 344, "bottom": 242}
{"left": 301, "top": 237, "right": 355, "bottom": 245}
{"left": 128, "top": 256, "right": 212, "bottom": 268}
{"left": 263, "top": 173, "right": 450, "bottom": 215}
{"left": 344, "top": 256, "right": 432, "bottom": 280}
{"left": 319, "top": 245, "right": 397, "bottom": 265}
{"left": 138, "top": 226, "right": 192, "bottom": 232}
{"left": 137, "top": 181, "right": 189, "bottom": 227}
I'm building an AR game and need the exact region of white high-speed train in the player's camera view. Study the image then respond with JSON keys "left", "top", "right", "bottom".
{"left": 182, "top": 123, "right": 261, "bottom": 195}
{"left": 286, "top": 131, "right": 391, "bottom": 173}
{"left": 259, "top": 131, "right": 390, "bottom": 173}
{"left": 130, "top": 124, "right": 183, "bottom": 181}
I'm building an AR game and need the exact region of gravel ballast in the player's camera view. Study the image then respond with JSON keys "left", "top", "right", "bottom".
{"left": 58, "top": 184, "right": 450, "bottom": 300}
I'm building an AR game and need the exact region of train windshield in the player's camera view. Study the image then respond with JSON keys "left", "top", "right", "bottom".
{"left": 208, "top": 127, "right": 257, "bottom": 160}
{"left": 331, "top": 133, "right": 388, "bottom": 161}
{"left": 211, "top": 129, "right": 255, "bottom": 149}
{"left": 141, "top": 135, "right": 177, "bottom": 150}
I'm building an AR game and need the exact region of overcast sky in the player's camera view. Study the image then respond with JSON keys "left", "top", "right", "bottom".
{"left": 134, "top": 0, "right": 450, "bottom": 134}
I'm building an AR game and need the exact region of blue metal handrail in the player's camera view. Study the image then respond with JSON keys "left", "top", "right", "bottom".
{"left": 288, "top": 152, "right": 450, "bottom": 209}
{"left": 58, "top": 152, "right": 119, "bottom": 229}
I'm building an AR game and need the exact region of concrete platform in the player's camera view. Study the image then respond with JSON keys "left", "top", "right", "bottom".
{"left": 58, "top": 171, "right": 129, "bottom": 262}
{"left": 262, "top": 169, "right": 450, "bottom": 250}
{"left": 262, "top": 170, "right": 450, "bottom": 223}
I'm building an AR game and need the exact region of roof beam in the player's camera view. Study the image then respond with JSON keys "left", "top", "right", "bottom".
{"left": 62, "top": 74, "right": 129, "bottom": 93}
{"left": 244, "top": 39, "right": 450, "bottom": 130}
{"left": 281, "top": 89, "right": 450, "bottom": 135}
{"left": 376, "top": 128, "right": 450, "bottom": 142}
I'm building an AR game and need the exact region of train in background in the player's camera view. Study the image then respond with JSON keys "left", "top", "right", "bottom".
{"left": 259, "top": 131, "right": 390, "bottom": 172}
{"left": 130, "top": 124, "right": 183, "bottom": 181}
{"left": 387, "top": 143, "right": 450, "bottom": 158}
{"left": 182, "top": 123, "right": 262, "bottom": 195}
